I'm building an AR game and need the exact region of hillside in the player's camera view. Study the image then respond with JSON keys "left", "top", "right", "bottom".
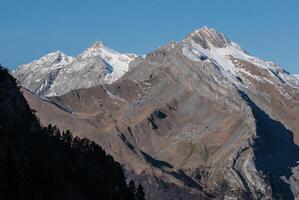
{"left": 0, "top": 66, "right": 143, "bottom": 200}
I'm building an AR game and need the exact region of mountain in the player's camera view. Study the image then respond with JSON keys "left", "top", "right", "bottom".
{"left": 181, "top": 27, "right": 299, "bottom": 89}
{"left": 293, "top": 74, "right": 299, "bottom": 85}
{"left": 0, "top": 66, "right": 142, "bottom": 200}
{"left": 13, "top": 41, "right": 138, "bottom": 96}
{"left": 15, "top": 27, "right": 299, "bottom": 199}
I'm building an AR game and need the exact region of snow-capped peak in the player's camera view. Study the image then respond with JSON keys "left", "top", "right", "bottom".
{"left": 12, "top": 50, "right": 74, "bottom": 96}
{"left": 92, "top": 40, "right": 104, "bottom": 48}
{"left": 13, "top": 41, "right": 139, "bottom": 97}
{"left": 182, "top": 27, "right": 298, "bottom": 89}
{"left": 79, "top": 41, "right": 104, "bottom": 58}
{"left": 187, "top": 26, "right": 230, "bottom": 49}
{"left": 15, "top": 50, "right": 73, "bottom": 73}
{"left": 79, "top": 41, "right": 137, "bottom": 82}
{"left": 39, "top": 51, "right": 66, "bottom": 63}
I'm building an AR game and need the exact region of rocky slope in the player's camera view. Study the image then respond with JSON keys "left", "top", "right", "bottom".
{"left": 0, "top": 66, "right": 141, "bottom": 200}
{"left": 13, "top": 41, "right": 138, "bottom": 96}
{"left": 16, "top": 27, "right": 299, "bottom": 199}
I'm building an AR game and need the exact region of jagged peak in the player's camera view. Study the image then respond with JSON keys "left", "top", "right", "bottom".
{"left": 90, "top": 40, "right": 104, "bottom": 49}
{"left": 157, "top": 41, "right": 178, "bottom": 51}
{"left": 192, "top": 26, "right": 217, "bottom": 34}
{"left": 43, "top": 50, "right": 62, "bottom": 57}
{"left": 187, "top": 26, "right": 230, "bottom": 49}
{"left": 39, "top": 50, "right": 73, "bottom": 63}
{"left": 79, "top": 41, "right": 110, "bottom": 59}
{"left": 14, "top": 50, "right": 73, "bottom": 72}
{"left": 79, "top": 40, "right": 134, "bottom": 60}
{"left": 23, "top": 50, "right": 68, "bottom": 65}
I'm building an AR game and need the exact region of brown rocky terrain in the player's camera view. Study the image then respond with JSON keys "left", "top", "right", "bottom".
{"left": 18, "top": 27, "right": 299, "bottom": 199}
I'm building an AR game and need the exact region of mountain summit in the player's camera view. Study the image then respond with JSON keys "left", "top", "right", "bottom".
{"left": 187, "top": 26, "right": 231, "bottom": 49}
{"left": 78, "top": 41, "right": 137, "bottom": 81}
{"left": 13, "top": 42, "right": 138, "bottom": 96}
{"left": 181, "top": 27, "right": 299, "bottom": 89}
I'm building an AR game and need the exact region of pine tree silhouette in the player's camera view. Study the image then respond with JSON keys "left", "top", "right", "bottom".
{"left": 136, "top": 184, "right": 145, "bottom": 200}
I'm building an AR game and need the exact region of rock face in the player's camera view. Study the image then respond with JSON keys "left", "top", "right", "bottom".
{"left": 188, "top": 26, "right": 230, "bottom": 49}
{"left": 16, "top": 27, "right": 299, "bottom": 200}
{"left": 13, "top": 41, "right": 138, "bottom": 96}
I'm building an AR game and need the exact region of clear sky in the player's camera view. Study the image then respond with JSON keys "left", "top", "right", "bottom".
{"left": 1, "top": 0, "right": 298, "bottom": 73}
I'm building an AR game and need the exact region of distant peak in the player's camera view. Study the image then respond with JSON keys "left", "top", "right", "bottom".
{"left": 195, "top": 26, "right": 216, "bottom": 32}
{"left": 55, "top": 50, "right": 63, "bottom": 54}
{"left": 78, "top": 41, "right": 105, "bottom": 59}
{"left": 35, "top": 50, "right": 74, "bottom": 65}
{"left": 188, "top": 26, "right": 230, "bottom": 49}
{"left": 46, "top": 50, "right": 70, "bottom": 59}
{"left": 90, "top": 41, "right": 104, "bottom": 49}
{"left": 47, "top": 50, "right": 62, "bottom": 56}
{"left": 191, "top": 26, "right": 225, "bottom": 38}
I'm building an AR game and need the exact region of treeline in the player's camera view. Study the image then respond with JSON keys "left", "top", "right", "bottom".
{"left": 0, "top": 65, "right": 145, "bottom": 200}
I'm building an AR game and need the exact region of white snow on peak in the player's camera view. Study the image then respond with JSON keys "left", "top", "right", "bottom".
{"left": 12, "top": 50, "right": 75, "bottom": 96}
{"left": 38, "top": 50, "right": 72, "bottom": 63}
{"left": 13, "top": 41, "right": 139, "bottom": 97}
{"left": 182, "top": 39, "right": 255, "bottom": 84}
{"left": 182, "top": 27, "right": 298, "bottom": 88}
{"left": 16, "top": 51, "right": 74, "bottom": 72}
{"left": 188, "top": 27, "right": 230, "bottom": 49}
{"left": 191, "top": 26, "right": 225, "bottom": 37}
{"left": 283, "top": 74, "right": 299, "bottom": 87}
{"left": 79, "top": 41, "right": 137, "bottom": 82}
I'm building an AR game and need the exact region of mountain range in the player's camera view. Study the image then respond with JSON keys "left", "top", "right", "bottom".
{"left": 12, "top": 27, "right": 299, "bottom": 200}
{"left": 13, "top": 41, "right": 138, "bottom": 96}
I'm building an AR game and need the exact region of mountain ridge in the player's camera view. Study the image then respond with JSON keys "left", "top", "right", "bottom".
{"left": 12, "top": 26, "right": 299, "bottom": 200}
{"left": 13, "top": 41, "right": 138, "bottom": 96}
{"left": 13, "top": 27, "right": 299, "bottom": 97}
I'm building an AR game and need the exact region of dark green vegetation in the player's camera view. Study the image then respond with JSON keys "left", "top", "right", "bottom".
{"left": 0, "top": 65, "right": 145, "bottom": 200}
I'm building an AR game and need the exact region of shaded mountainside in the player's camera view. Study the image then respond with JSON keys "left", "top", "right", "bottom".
{"left": 14, "top": 27, "right": 299, "bottom": 200}
{"left": 0, "top": 66, "right": 144, "bottom": 200}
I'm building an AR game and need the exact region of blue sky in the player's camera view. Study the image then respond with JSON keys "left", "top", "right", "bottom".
{"left": 1, "top": 0, "right": 298, "bottom": 73}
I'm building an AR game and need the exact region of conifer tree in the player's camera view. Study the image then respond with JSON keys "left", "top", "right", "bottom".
{"left": 136, "top": 184, "right": 145, "bottom": 200}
